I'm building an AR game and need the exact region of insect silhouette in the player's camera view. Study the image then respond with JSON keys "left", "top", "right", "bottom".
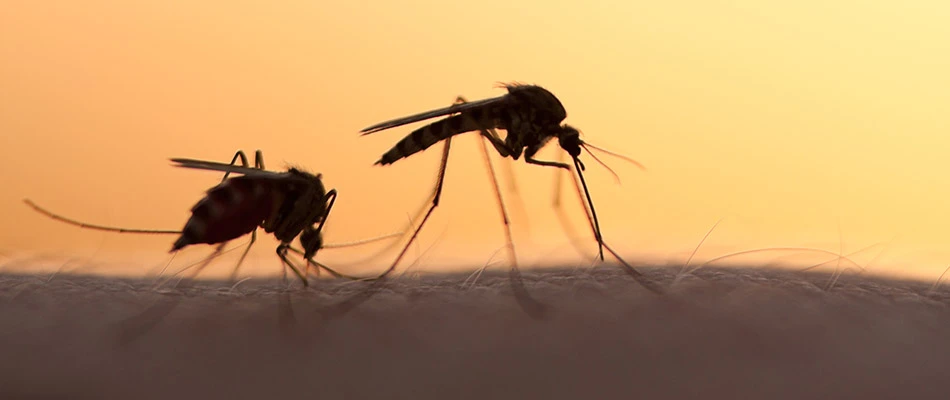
{"left": 24, "top": 149, "right": 396, "bottom": 286}
{"left": 359, "top": 83, "right": 657, "bottom": 293}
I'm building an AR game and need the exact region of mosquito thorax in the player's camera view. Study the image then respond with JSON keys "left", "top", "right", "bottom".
{"left": 287, "top": 168, "right": 328, "bottom": 195}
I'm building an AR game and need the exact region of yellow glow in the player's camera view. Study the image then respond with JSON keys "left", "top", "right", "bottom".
{"left": 2, "top": 1, "right": 949, "bottom": 281}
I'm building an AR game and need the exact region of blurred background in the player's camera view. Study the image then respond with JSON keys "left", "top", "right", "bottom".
{"left": 1, "top": 0, "right": 948, "bottom": 281}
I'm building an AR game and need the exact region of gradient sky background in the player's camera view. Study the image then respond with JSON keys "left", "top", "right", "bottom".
{"left": 2, "top": 1, "right": 949, "bottom": 281}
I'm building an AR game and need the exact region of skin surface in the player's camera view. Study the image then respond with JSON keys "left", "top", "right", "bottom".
{"left": 1, "top": 265, "right": 949, "bottom": 399}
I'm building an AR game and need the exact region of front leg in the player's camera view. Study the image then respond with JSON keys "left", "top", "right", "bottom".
{"left": 524, "top": 140, "right": 571, "bottom": 170}
{"left": 276, "top": 243, "right": 309, "bottom": 287}
{"left": 525, "top": 155, "right": 571, "bottom": 170}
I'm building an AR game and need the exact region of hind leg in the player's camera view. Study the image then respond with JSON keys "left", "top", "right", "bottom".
{"left": 373, "top": 132, "right": 454, "bottom": 280}
{"left": 441, "top": 95, "right": 519, "bottom": 273}
{"left": 277, "top": 248, "right": 298, "bottom": 334}
{"left": 476, "top": 133, "right": 548, "bottom": 317}
{"left": 375, "top": 95, "right": 516, "bottom": 280}
{"left": 379, "top": 96, "right": 545, "bottom": 316}
{"left": 220, "top": 149, "right": 265, "bottom": 181}
{"left": 119, "top": 242, "right": 228, "bottom": 343}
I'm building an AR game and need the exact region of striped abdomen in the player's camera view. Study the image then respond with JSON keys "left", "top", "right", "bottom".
{"left": 171, "top": 176, "right": 280, "bottom": 252}
{"left": 376, "top": 106, "right": 507, "bottom": 165}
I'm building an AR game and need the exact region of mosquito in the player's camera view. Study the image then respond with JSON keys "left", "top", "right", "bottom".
{"left": 359, "top": 82, "right": 656, "bottom": 292}
{"left": 24, "top": 149, "right": 398, "bottom": 287}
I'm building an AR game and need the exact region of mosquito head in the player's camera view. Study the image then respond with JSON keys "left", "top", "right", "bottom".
{"left": 557, "top": 124, "right": 584, "bottom": 159}
{"left": 300, "top": 227, "right": 324, "bottom": 260}
{"left": 557, "top": 124, "right": 646, "bottom": 184}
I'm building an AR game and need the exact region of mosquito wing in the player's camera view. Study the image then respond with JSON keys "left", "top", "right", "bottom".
{"left": 360, "top": 95, "right": 507, "bottom": 135}
{"left": 169, "top": 158, "right": 283, "bottom": 177}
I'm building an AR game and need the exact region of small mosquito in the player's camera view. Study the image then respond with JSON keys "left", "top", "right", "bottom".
{"left": 24, "top": 149, "right": 397, "bottom": 286}
{"left": 360, "top": 83, "right": 655, "bottom": 292}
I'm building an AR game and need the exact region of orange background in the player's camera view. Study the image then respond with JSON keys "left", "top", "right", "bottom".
{"left": 2, "top": 1, "right": 949, "bottom": 281}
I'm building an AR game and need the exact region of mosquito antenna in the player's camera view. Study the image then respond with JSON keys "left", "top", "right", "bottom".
{"left": 26, "top": 197, "right": 396, "bottom": 248}
{"left": 24, "top": 199, "right": 180, "bottom": 235}
{"left": 581, "top": 142, "right": 647, "bottom": 171}
{"left": 573, "top": 157, "right": 605, "bottom": 261}
{"left": 581, "top": 145, "right": 622, "bottom": 184}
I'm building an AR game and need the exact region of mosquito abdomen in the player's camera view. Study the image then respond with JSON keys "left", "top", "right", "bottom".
{"left": 376, "top": 107, "right": 503, "bottom": 165}
{"left": 171, "top": 176, "right": 277, "bottom": 252}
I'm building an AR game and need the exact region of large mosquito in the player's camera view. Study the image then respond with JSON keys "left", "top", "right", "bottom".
{"left": 359, "top": 83, "right": 656, "bottom": 292}
{"left": 24, "top": 149, "right": 398, "bottom": 286}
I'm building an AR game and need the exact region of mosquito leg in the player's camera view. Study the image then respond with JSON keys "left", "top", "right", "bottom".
{"left": 163, "top": 242, "right": 227, "bottom": 289}
{"left": 447, "top": 95, "right": 518, "bottom": 271}
{"left": 481, "top": 128, "right": 512, "bottom": 158}
{"left": 277, "top": 250, "right": 297, "bottom": 334}
{"left": 569, "top": 158, "right": 605, "bottom": 262}
{"left": 362, "top": 96, "right": 474, "bottom": 280}
{"left": 527, "top": 151, "right": 604, "bottom": 261}
{"left": 311, "top": 261, "right": 364, "bottom": 280}
{"left": 118, "top": 242, "right": 226, "bottom": 344}
{"left": 451, "top": 95, "right": 512, "bottom": 159}
{"left": 477, "top": 122, "right": 530, "bottom": 241}
{"left": 497, "top": 139, "right": 529, "bottom": 230}
{"left": 566, "top": 162, "right": 662, "bottom": 294}
{"left": 549, "top": 150, "right": 591, "bottom": 259}
{"left": 229, "top": 229, "right": 257, "bottom": 282}
{"left": 293, "top": 246, "right": 391, "bottom": 281}
{"left": 478, "top": 140, "right": 516, "bottom": 262}
{"left": 373, "top": 136, "right": 453, "bottom": 280}
{"left": 318, "top": 185, "right": 453, "bottom": 318}
{"left": 316, "top": 137, "right": 455, "bottom": 319}
{"left": 277, "top": 243, "right": 309, "bottom": 287}
{"left": 307, "top": 190, "right": 336, "bottom": 258}
{"left": 253, "top": 149, "right": 265, "bottom": 170}
{"left": 372, "top": 94, "right": 518, "bottom": 280}
{"left": 476, "top": 127, "right": 546, "bottom": 317}
{"left": 442, "top": 95, "right": 544, "bottom": 316}
{"left": 221, "top": 150, "right": 250, "bottom": 182}
{"left": 326, "top": 97, "right": 523, "bottom": 317}
{"left": 469, "top": 126, "right": 517, "bottom": 270}
{"left": 294, "top": 189, "right": 338, "bottom": 280}
{"left": 281, "top": 246, "right": 365, "bottom": 280}
{"left": 552, "top": 149, "right": 566, "bottom": 207}
{"left": 525, "top": 155, "right": 572, "bottom": 170}
{"left": 221, "top": 149, "right": 264, "bottom": 282}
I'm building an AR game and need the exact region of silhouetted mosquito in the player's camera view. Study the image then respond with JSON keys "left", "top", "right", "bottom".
{"left": 360, "top": 83, "right": 656, "bottom": 293}
{"left": 24, "top": 149, "right": 399, "bottom": 286}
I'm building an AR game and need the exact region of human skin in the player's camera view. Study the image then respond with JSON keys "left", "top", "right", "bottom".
{"left": 1, "top": 266, "right": 948, "bottom": 400}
